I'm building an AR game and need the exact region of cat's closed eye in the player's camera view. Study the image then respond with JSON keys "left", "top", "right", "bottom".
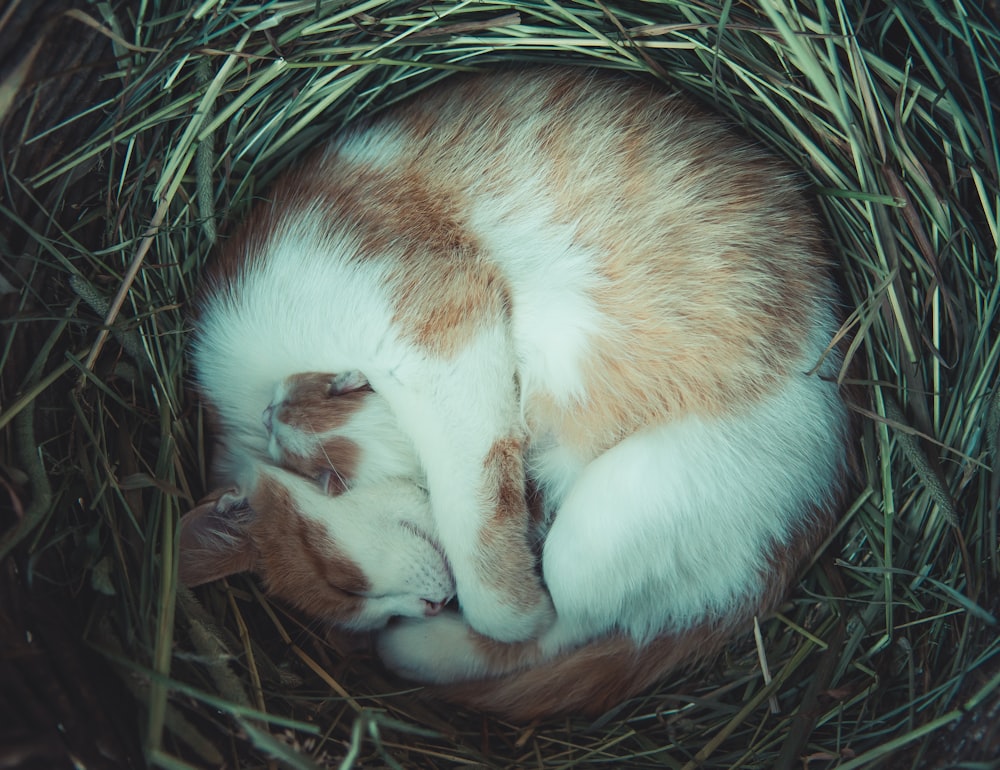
{"left": 316, "top": 467, "right": 351, "bottom": 496}
{"left": 326, "top": 580, "right": 364, "bottom": 598}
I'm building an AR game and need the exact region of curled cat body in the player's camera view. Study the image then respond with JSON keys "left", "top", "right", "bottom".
{"left": 180, "top": 66, "right": 853, "bottom": 719}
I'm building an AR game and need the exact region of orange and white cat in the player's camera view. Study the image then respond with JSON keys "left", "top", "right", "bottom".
{"left": 179, "top": 67, "right": 852, "bottom": 718}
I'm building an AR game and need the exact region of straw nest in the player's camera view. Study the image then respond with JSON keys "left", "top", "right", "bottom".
{"left": 1, "top": 1, "right": 997, "bottom": 768}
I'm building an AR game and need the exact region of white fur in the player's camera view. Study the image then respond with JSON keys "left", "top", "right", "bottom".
{"left": 369, "top": 324, "right": 555, "bottom": 641}
{"left": 468, "top": 187, "right": 605, "bottom": 409}
{"left": 195, "top": 212, "right": 398, "bottom": 473}
{"left": 334, "top": 124, "right": 407, "bottom": 168}
{"left": 541, "top": 318, "right": 844, "bottom": 640}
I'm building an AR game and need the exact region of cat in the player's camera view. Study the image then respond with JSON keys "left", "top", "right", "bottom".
{"left": 178, "top": 66, "right": 853, "bottom": 719}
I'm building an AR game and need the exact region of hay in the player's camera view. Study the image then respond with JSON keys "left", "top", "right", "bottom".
{"left": 1, "top": 0, "right": 997, "bottom": 767}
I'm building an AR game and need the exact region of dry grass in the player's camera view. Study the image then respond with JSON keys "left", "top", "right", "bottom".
{"left": 1, "top": 0, "right": 997, "bottom": 768}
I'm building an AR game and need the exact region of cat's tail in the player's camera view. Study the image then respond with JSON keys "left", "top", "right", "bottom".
{"left": 435, "top": 623, "right": 736, "bottom": 722}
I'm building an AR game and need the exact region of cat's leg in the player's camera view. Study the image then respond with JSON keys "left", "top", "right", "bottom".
{"left": 371, "top": 322, "right": 553, "bottom": 643}
{"left": 540, "top": 374, "right": 847, "bottom": 644}
{"left": 376, "top": 431, "right": 691, "bottom": 683}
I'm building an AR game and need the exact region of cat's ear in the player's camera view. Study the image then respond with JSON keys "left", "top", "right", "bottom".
{"left": 329, "top": 370, "right": 371, "bottom": 395}
{"left": 177, "top": 489, "right": 258, "bottom": 587}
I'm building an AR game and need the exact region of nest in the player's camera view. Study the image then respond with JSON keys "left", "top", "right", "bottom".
{"left": 1, "top": 1, "right": 998, "bottom": 767}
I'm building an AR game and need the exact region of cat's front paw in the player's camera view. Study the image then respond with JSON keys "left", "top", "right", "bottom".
{"left": 377, "top": 612, "right": 491, "bottom": 683}
{"left": 456, "top": 576, "right": 555, "bottom": 643}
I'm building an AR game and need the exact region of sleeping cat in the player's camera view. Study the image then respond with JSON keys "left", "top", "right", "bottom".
{"left": 179, "top": 66, "right": 852, "bottom": 718}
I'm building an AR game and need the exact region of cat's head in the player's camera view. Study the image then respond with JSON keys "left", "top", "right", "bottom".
{"left": 179, "top": 370, "right": 451, "bottom": 629}
{"left": 177, "top": 465, "right": 454, "bottom": 630}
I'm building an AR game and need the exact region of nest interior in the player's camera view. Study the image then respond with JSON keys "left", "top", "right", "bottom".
{"left": 1, "top": 1, "right": 998, "bottom": 768}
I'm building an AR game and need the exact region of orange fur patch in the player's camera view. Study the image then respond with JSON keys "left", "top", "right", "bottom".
{"left": 249, "top": 475, "right": 369, "bottom": 621}
{"left": 440, "top": 625, "right": 732, "bottom": 721}
{"left": 391, "top": 256, "right": 511, "bottom": 358}
{"left": 474, "top": 438, "right": 543, "bottom": 614}
{"left": 275, "top": 372, "right": 370, "bottom": 434}
{"left": 328, "top": 161, "right": 511, "bottom": 357}
{"left": 279, "top": 437, "right": 360, "bottom": 495}
{"left": 272, "top": 372, "right": 367, "bottom": 489}
{"left": 483, "top": 437, "right": 527, "bottom": 523}
{"left": 498, "top": 72, "right": 834, "bottom": 455}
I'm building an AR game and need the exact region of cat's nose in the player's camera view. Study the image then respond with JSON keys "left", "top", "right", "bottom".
{"left": 422, "top": 599, "right": 446, "bottom": 616}
{"left": 262, "top": 404, "right": 274, "bottom": 432}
